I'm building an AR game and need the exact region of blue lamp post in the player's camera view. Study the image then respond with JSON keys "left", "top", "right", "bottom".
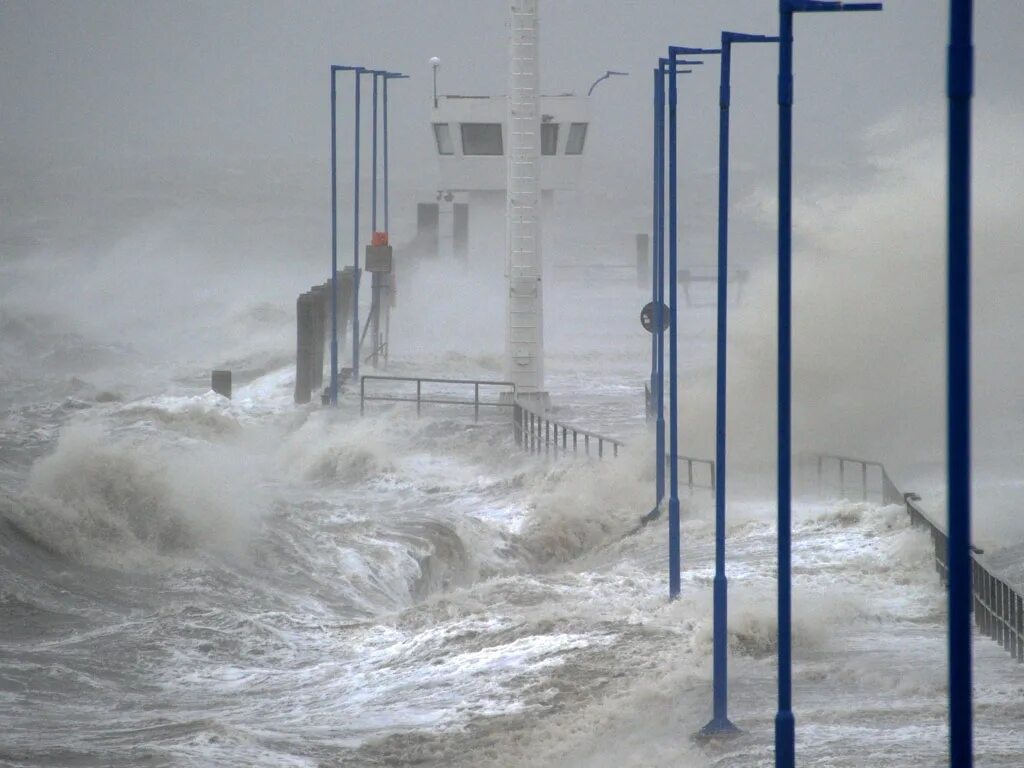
{"left": 946, "top": 2, "right": 973, "bottom": 765}
{"left": 351, "top": 67, "right": 367, "bottom": 381}
{"left": 652, "top": 64, "right": 666, "bottom": 513}
{"left": 651, "top": 58, "right": 699, "bottom": 521}
{"left": 700, "top": 30, "right": 779, "bottom": 740}
{"left": 330, "top": 65, "right": 364, "bottom": 406}
{"left": 665, "top": 46, "right": 718, "bottom": 599}
{"left": 382, "top": 72, "right": 409, "bottom": 234}
{"left": 366, "top": 71, "right": 406, "bottom": 368}
{"left": 371, "top": 71, "right": 381, "bottom": 233}
{"left": 774, "top": 3, "right": 881, "bottom": 766}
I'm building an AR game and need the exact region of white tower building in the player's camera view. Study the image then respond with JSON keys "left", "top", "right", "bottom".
{"left": 505, "top": 0, "right": 545, "bottom": 399}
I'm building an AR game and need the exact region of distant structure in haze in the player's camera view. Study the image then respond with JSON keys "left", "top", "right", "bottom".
{"left": 426, "top": 0, "right": 593, "bottom": 399}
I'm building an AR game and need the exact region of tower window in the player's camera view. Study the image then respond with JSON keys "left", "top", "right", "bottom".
{"left": 433, "top": 123, "right": 454, "bottom": 155}
{"left": 566, "top": 122, "right": 588, "bottom": 155}
{"left": 461, "top": 123, "right": 503, "bottom": 155}
{"left": 541, "top": 123, "right": 559, "bottom": 155}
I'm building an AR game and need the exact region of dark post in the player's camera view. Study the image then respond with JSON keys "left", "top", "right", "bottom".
{"left": 211, "top": 370, "right": 232, "bottom": 399}
{"left": 416, "top": 203, "right": 440, "bottom": 257}
{"left": 636, "top": 232, "right": 650, "bottom": 289}
{"left": 454, "top": 202, "right": 469, "bottom": 262}
{"left": 310, "top": 285, "right": 327, "bottom": 389}
{"left": 295, "top": 292, "right": 314, "bottom": 404}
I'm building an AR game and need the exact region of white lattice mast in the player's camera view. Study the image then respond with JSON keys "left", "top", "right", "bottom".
{"left": 505, "top": 0, "right": 545, "bottom": 397}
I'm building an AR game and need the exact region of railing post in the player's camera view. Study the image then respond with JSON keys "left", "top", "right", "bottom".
{"left": 475, "top": 382, "right": 480, "bottom": 422}
{"left": 614, "top": 442, "right": 619, "bottom": 458}
{"left": 585, "top": 434, "right": 590, "bottom": 456}
{"left": 1011, "top": 593, "right": 1019, "bottom": 663}
{"left": 999, "top": 582, "right": 1006, "bottom": 648}
{"left": 599, "top": 438, "right": 604, "bottom": 459}
{"left": 521, "top": 406, "right": 527, "bottom": 451}
{"left": 545, "top": 419, "right": 550, "bottom": 458}
{"left": 562, "top": 426, "right": 567, "bottom": 451}
{"left": 416, "top": 379, "right": 421, "bottom": 416}
{"left": 988, "top": 574, "right": 997, "bottom": 640}
{"left": 573, "top": 430, "right": 578, "bottom": 453}
{"left": 688, "top": 459, "right": 694, "bottom": 490}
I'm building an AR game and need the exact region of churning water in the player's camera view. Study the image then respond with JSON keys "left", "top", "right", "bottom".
{"left": 1, "top": 217, "right": 1022, "bottom": 767}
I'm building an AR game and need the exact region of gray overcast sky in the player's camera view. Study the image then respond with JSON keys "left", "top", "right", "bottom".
{"left": 2, "top": 1, "right": 1022, "bottom": 192}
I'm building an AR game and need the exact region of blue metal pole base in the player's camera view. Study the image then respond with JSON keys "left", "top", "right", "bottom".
{"left": 698, "top": 717, "right": 740, "bottom": 739}
{"left": 668, "top": 497, "right": 681, "bottom": 600}
{"left": 774, "top": 710, "right": 795, "bottom": 768}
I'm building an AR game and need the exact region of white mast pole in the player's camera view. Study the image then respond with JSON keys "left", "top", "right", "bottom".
{"left": 506, "top": 0, "right": 545, "bottom": 399}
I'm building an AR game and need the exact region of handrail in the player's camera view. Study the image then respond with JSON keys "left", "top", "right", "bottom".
{"left": 801, "top": 451, "right": 903, "bottom": 506}
{"left": 513, "top": 399, "right": 624, "bottom": 459}
{"left": 669, "top": 454, "right": 716, "bottom": 492}
{"left": 807, "top": 451, "right": 1022, "bottom": 664}
{"left": 360, "top": 375, "right": 515, "bottom": 420}
{"left": 512, "top": 399, "right": 716, "bottom": 498}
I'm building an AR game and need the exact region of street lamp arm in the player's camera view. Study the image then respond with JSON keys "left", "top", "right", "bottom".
{"left": 668, "top": 45, "right": 722, "bottom": 56}
{"left": 587, "top": 70, "right": 629, "bottom": 96}
{"left": 658, "top": 57, "right": 703, "bottom": 71}
{"left": 722, "top": 31, "right": 780, "bottom": 44}
{"left": 785, "top": 1, "right": 882, "bottom": 11}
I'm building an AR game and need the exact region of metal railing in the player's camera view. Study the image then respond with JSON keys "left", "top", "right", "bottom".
{"left": 809, "top": 451, "right": 1022, "bottom": 664}
{"left": 513, "top": 400, "right": 624, "bottom": 459}
{"left": 671, "top": 455, "right": 716, "bottom": 492}
{"left": 360, "top": 375, "right": 515, "bottom": 420}
{"left": 804, "top": 452, "right": 903, "bottom": 505}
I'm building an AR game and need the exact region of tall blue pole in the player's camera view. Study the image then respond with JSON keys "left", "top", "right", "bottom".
{"left": 775, "top": 12, "right": 795, "bottom": 765}
{"left": 666, "top": 54, "right": 681, "bottom": 600}
{"left": 654, "top": 59, "right": 694, "bottom": 514}
{"left": 381, "top": 73, "right": 408, "bottom": 234}
{"left": 701, "top": 30, "right": 775, "bottom": 737}
{"left": 664, "top": 48, "right": 716, "bottom": 600}
{"left": 711, "top": 38, "right": 735, "bottom": 737}
{"left": 330, "top": 67, "right": 339, "bottom": 405}
{"left": 652, "top": 66, "right": 665, "bottom": 510}
{"left": 383, "top": 75, "right": 390, "bottom": 233}
{"left": 947, "top": 1, "right": 973, "bottom": 765}
{"left": 352, "top": 71, "right": 362, "bottom": 379}
{"left": 371, "top": 73, "right": 379, "bottom": 233}
{"left": 704, "top": 29, "right": 779, "bottom": 741}
{"left": 774, "top": 4, "right": 880, "bottom": 766}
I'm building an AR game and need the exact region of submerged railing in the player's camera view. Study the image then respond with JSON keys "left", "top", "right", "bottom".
{"left": 672, "top": 455, "right": 716, "bottom": 492}
{"left": 512, "top": 400, "right": 623, "bottom": 458}
{"left": 512, "top": 400, "right": 715, "bottom": 494}
{"left": 803, "top": 452, "right": 903, "bottom": 505}
{"left": 360, "top": 375, "right": 515, "bottom": 420}
{"left": 808, "top": 451, "right": 1022, "bottom": 664}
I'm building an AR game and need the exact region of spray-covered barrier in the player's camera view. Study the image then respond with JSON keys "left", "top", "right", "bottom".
{"left": 804, "top": 451, "right": 1023, "bottom": 665}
